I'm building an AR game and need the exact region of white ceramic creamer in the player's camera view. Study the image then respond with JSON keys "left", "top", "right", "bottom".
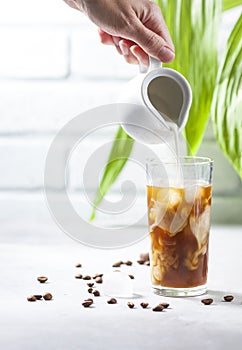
{"left": 119, "top": 57, "right": 192, "bottom": 145}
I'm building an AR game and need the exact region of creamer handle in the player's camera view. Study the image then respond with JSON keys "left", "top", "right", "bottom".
{"left": 149, "top": 57, "right": 162, "bottom": 71}
{"left": 139, "top": 56, "right": 162, "bottom": 74}
{"left": 139, "top": 62, "right": 148, "bottom": 74}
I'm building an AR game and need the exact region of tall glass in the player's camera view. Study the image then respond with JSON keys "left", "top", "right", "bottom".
{"left": 146, "top": 157, "right": 213, "bottom": 297}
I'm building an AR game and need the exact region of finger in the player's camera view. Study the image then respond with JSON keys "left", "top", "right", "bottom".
{"left": 98, "top": 29, "right": 114, "bottom": 45}
{"left": 131, "top": 23, "right": 175, "bottom": 63}
{"left": 112, "top": 36, "right": 123, "bottom": 55}
{"left": 130, "top": 45, "right": 149, "bottom": 67}
{"left": 119, "top": 40, "right": 139, "bottom": 64}
{"left": 145, "top": 2, "right": 175, "bottom": 52}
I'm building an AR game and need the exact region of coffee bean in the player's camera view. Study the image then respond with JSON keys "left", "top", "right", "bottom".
{"left": 137, "top": 259, "right": 145, "bottom": 265}
{"left": 95, "top": 277, "right": 103, "bottom": 284}
{"left": 82, "top": 300, "right": 93, "bottom": 308}
{"left": 27, "top": 295, "right": 36, "bottom": 302}
{"left": 201, "top": 298, "right": 213, "bottom": 305}
{"left": 93, "top": 290, "right": 100, "bottom": 297}
{"left": 127, "top": 302, "right": 135, "bottom": 308}
{"left": 83, "top": 275, "right": 91, "bottom": 280}
{"left": 140, "top": 253, "right": 149, "bottom": 262}
{"left": 124, "top": 261, "right": 132, "bottom": 266}
{"left": 37, "top": 276, "right": 48, "bottom": 283}
{"left": 107, "top": 298, "right": 117, "bottom": 304}
{"left": 152, "top": 305, "right": 164, "bottom": 312}
{"left": 43, "top": 293, "right": 52, "bottom": 301}
{"left": 160, "top": 302, "right": 169, "bottom": 309}
{"left": 140, "top": 302, "right": 149, "bottom": 309}
{"left": 87, "top": 282, "right": 94, "bottom": 288}
{"left": 34, "top": 295, "right": 43, "bottom": 300}
{"left": 88, "top": 288, "right": 93, "bottom": 294}
{"left": 112, "top": 261, "right": 123, "bottom": 268}
{"left": 128, "top": 275, "right": 135, "bottom": 280}
{"left": 75, "top": 263, "right": 82, "bottom": 268}
{"left": 85, "top": 298, "right": 93, "bottom": 302}
{"left": 93, "top": 273, "right": 103, "bottom": 279}
{"left": 224, "top": 295, "right": 234, "bottom": 302}
{"left": 82, "top": 298, "right": 93, "bottom": 307}
{"left": 75, "top": 274, "right": 83, "bottom": 279}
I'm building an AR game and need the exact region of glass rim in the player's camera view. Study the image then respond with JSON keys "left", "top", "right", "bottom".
{"left": 146, "top": 156, "right": 213, "bottom": 166}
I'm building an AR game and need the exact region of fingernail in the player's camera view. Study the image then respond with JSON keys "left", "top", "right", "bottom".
{"left": 120, "top": 42, "right": 129, "bottom": 56}
{"left": 159, "top": 46, "right": 175, "bottom": 63}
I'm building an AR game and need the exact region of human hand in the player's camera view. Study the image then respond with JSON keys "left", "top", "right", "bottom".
{"left": 64, "top": 0, "right": 175, "bottom": 66}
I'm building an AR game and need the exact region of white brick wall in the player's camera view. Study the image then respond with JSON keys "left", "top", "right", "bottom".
{"left": 0, "top": 2, "right": 241, "bottom": 226}
{"left": 0, "top": 0, "right": 86, "bottom": 24}
{"left": 0, "top": 80, "right": 125, "bottom": 133}
{"left": 71, "top": 30, "right": 137, "bottom": 79}
{"left": 0, "top": 137, "right": 50, "bottom": 189}
{"left": 0, "top": 27, "right": 69, "bottom": 79}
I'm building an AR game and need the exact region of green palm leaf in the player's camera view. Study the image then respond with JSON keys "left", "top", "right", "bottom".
{"left": 211, "top": 14, "right": 242, "bottom": 178}
{"left": 222, "top": 0, "right": 242, "bottom": 11}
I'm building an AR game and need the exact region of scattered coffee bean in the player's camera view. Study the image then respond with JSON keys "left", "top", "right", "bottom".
{"left": 37, "top": 276, "right": 48, "bottom": 283}
{"left": 129, "top": 275, "right": 135, "bottom": 280}
{"left": 127, "top": 302, "right": 135, "bottom": 308}
{"left": 82, "top": 300, "right": 93, "bottom": 308}
{"left": 152, "top": 304, "right": 164, "bottom": 312}
{"left": 95, "top": 277, "right": 103, "bottom": 284}
{"left": 88, "top": 288, "right": 93, "bottom": 294}
{"left": 160, "top": 302, "right": 169, "bottom": 309}
{"left": 140, "top": 302, "right": 149, "bottom": 309}
{"left": 43, "top": 293, "right": 52, "bottom": 301}
{"left": 85, "top": 298, "right": 93, "bottom": 304}
{"left": 201, "top": 298, "right": 213, "bottom": 305}
{"left": 93, "top": 290, "right": 100, "bottom": 297}
{"left": 107, "top": 298, "right": 117, "bottom": 304}
{"left": 82, "top": 298, "right": 93, "bottom": 307}
{"left": 75, "top": 263, "right": 82, "bottom": 268}
{"left": 224, "top": 295, "right": 234, "bottom": 302}
{"left": 87, "top": 282, "right": 94, "bottom": 288}
{"left": 27, "top": 295, "right": 36, "bottom": 302}
{"left": 137, "top": 259, "right": 145, "bottom": 265}
{"left": 124, "top": 261, "right": 132, "bottom": 266}
{"left": 144, "top": 260, "right": 150, "bottom": 266}
{"left": 140, "top": 253, "right": 149, "bottom": 262}
{"left": 112, "top": 261, "right": 123, "bottom": 268}
{"left": 83, "top": 275, "right": 91, "bottom": 280}
{"left": 75, "top": 274, "right": 83, "bottom": 279}
{"left": 34, "top": 295, "right": 43, "bottom": 300}
{"left": 93, "top": 273, "right": 103, "bottom": 279}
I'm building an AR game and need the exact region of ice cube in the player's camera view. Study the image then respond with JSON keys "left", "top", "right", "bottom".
{"left": 150, "top": 200, "right": 167, "bottom": 229}
{"left": 168, "top": 188, "right": 182, "bottom": 208}
{"left": 190, "top": 205, "right": 211, "bottom": 245}
{"left": 103, "top": 271, "right": 134, "bottom": 298}
{"left": 185, "top": 185, "right": 199, "bottom": 204}
{"left": 156, "top": 188, "right": 169, "bottom": 202}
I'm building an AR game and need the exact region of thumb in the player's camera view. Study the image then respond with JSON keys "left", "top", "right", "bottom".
{"left": 130, "top": 23, "right": 175, "bottom": 63}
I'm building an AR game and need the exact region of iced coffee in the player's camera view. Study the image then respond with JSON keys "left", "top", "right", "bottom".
{"left": 146, "top": 157, "right": 213, "bottom": 296}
